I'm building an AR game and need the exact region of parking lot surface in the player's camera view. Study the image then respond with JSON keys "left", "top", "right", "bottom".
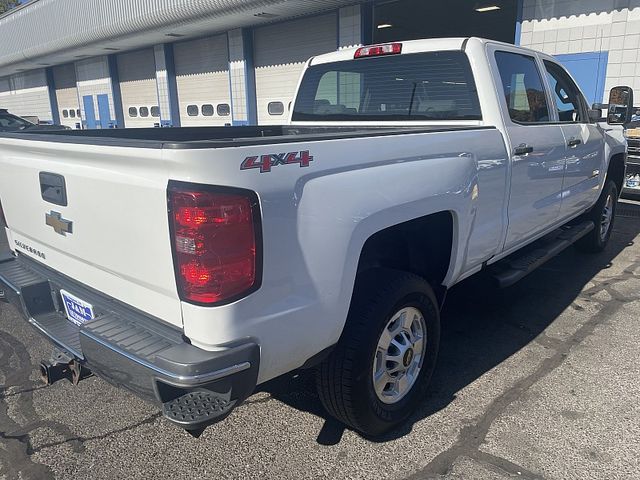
{"left": 1, "top": 201, "right": 639, "bottom": 480}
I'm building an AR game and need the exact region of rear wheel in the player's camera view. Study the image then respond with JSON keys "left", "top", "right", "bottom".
{"left": 575, "top": 180, "right": 618, "bottom": 253}
{"left": 316, "top": 268, "right": 440, "bottom": 436}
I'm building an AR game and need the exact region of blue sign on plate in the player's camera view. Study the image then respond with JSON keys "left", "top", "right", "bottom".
{"left": 60, "top": 289, "right": 95, "bottom": 326}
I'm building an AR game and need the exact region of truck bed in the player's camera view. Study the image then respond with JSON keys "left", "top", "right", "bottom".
{"left": 0, "top": 121, "right": 508, "bottom": 385}
{"left": 0, "top": 124, "right": 491, "bottom": 149}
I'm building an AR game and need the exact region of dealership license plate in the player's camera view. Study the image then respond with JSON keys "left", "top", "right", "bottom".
{"left": 60, "top": 289, "right": 95, "bottom": 326}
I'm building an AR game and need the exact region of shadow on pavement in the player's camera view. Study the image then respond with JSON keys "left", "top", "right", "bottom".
{"left": 259, "top": 200, "right": 640, "bottom": 445}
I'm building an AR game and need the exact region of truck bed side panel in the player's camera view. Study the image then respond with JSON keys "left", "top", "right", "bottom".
{"left": 162, "top": 128, "right": 508, "bottom": 383}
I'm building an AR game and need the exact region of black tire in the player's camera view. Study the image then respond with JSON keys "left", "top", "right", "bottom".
{"left": 316, "top": 268, "right": 440, "bottom": 436}
{"left": 575, "top": 180, "right": 618, "bottom": 253}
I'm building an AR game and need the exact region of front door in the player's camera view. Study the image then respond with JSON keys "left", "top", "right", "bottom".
{"left": 542, "top": 60, "right": 605, "bottom": 215}
{"left": 493, "top": 49, "right": 567, "bottom": 251}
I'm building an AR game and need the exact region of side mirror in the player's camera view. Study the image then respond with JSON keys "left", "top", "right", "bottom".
{"left": 588, "top": 108, "right": 602, "bottom": 122}
{"left": 607, "top": 86, "right": 634, "bottom": 125}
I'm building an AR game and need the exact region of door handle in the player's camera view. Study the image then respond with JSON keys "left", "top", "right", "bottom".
{"left": 567, "top": 138, "right": 582, "bottom": 148}
{"left": 514, "top": 144, "right": 533, "bottom": 155}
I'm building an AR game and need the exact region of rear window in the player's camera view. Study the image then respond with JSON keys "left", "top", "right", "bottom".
{"left": 292, "top": 51, "right": 481, "bottom": 122}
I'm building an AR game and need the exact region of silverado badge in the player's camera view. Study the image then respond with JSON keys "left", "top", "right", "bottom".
{"left": 45, "top": 211, "right": 73, "bottom": 236}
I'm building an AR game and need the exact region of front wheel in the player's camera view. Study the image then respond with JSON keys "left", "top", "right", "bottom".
{"left": 575, "top": 180, "right": 618, "bottom": 253}
{"left": 316, "top": 268, "right": 440, "bottom": 436}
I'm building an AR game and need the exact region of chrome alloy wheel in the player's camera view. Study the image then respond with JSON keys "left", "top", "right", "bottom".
{"left": 600, "top": 193, "right": 614, "bottom": 242}
{"left": 373, "top": 307, "right": 427, "bottom": 404}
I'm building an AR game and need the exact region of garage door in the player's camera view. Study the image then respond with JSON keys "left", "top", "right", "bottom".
{"left": 254, "top": 14, "right": 337, "bottom": 125}
{"left": 0, "top": 70, "right": 51, "bottom": 122}
{"left": 53, "top": 64, "right": 80, "bottom": 129}
{"left": 174, "top": 35, "right": 232, "bottom": 127}
{"left": 117, "top": 49, "right": 159, "bottom": 128}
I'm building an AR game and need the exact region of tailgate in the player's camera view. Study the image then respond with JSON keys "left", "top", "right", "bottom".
{"left": 0, "top": 137, "right": 182, "bottom": 328}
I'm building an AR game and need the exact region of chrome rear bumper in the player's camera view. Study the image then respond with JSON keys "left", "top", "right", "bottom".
{"left": 0, "top": 253, "right": 259, "bottom": 431}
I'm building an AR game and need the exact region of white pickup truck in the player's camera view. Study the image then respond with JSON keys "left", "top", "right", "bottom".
{"left": 0, "top": 38, "right": 633, "bottom": 437}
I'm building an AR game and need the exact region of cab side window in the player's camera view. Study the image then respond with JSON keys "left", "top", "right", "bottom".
{"left": 543, "top": 60, "right": 586, "bottom": 123}
{"left": 495, "top": 51, "right": 550, "bottom": 124}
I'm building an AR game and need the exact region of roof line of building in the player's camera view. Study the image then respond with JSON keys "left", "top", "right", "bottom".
{"left": 0, "top": 0, "right": 365, "bottom": 77}
{"left": 0, "top": 0, "right": 39, "bottom": 21}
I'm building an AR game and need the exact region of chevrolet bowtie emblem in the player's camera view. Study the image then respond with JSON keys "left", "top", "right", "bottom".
{"left": 45, "top": 211, "right": 73, "bottom": 236}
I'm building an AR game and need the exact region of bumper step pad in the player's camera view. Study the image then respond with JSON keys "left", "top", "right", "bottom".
{"left": 1, "top": 254, "right": 260, "bottom": 434}
{"left": 163, "top": 390, "right": 237, "bottom": 432}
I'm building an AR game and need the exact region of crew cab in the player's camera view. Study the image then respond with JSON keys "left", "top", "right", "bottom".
{"left": 0, "top": 38, "right": 632, "bottom": 437}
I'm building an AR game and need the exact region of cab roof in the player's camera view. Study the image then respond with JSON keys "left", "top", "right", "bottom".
{"left": 308, "top": 37, "right": 545, "bottom": 66}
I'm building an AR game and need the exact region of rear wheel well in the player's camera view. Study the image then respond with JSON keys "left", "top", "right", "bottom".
{"left": 607, "top": 153, "right": 626, "bottom": 196}
{"left": 356, "top": 212, "right": 453, "bottom": 300}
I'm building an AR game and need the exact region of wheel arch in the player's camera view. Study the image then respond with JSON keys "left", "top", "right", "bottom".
{"left": 606, "top": 152, "right": 626, "bottom": 196}
{"left": 355, "top": 211, "right": 455, "bottom": 305}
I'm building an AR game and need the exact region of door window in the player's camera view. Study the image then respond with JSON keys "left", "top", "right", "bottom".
{"left": 217, "top": 104, "right": 230, "bottom": 116}
{"left": 201, "top": 104, "right": 214, "bottom": 117}
{"left": 268, "top": 102, "right": 285, "bottom": 116}
{"left": 495, "top": 51, "right": 550, "bottom": 124}
{"left": 543, "top": 61, "right": 586, "bottom": 123}
{"left": 187, "top": 105, "right": 199, "bottom": 117}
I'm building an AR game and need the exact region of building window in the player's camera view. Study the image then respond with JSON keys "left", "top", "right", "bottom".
{"left": 128, "top": 107, "right": 138, "bottom": 117}
{"left": 217, "top": 103, "right": 230, "bottom": 116}
{"left": 62, "top": 110, "right": 69, "bottom": 118}
{"left": 69, "top": 109, "right": 76, "bottom": 118}
{"left": 139, "top": 106, "right": 149, "bottom": 117}
{"left": 150, "top": 106, "right": 160, "bottom": 117}
{"left": 268, "top": 102, "right": 284, "bottom": 116}
{"left": 187, "top": 105, "right": 199, "bottom": 117}
{"left": 77, "top": 109, "right": 81, "bottom": 117}
{"left": 202, "top": 104, "right": 214, "bottom": 116}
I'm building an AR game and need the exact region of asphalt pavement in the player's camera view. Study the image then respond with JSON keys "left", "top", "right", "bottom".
{"left": 1, "top": 201, "right": 639, "bottom": 479}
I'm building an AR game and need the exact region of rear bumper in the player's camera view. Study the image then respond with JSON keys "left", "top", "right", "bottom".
{"left": 0, "top": 252, "right": 259, "bottom": 431}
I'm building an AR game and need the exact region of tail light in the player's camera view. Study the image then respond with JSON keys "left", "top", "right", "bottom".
{"left": 354, "top": 43, "right": 402, "bottom": 59}
{"left": 168, "top": 182, "right": 261, "bottom": 306}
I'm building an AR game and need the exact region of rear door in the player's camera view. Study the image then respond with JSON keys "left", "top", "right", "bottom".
{"left": 542, "top": 59, "right": 605, "bottom": 215}
{"left": 491, "top": 47, "right": 567, "bottom": 250}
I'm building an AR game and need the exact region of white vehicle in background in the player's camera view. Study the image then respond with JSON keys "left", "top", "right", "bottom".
{"left": 0, "top": 38, "right": 632, "bottom": 437}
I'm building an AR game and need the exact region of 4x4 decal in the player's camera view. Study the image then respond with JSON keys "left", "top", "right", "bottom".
{"left": 241, "top": 151, "right": 314, "bottom": 173}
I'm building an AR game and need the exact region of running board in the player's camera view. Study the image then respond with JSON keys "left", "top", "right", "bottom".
{"left": 489, "top": 221, "right": 595, "bottom": 288}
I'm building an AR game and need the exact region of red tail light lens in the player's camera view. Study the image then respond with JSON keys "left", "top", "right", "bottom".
{"left": 354, "top": 43, "right": 402, "bottom": 59}
{"left": 168, "top": 182, "right": 261, "bottom": 305}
